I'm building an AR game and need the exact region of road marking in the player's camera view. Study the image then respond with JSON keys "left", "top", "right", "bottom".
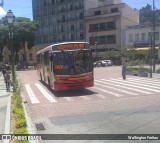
{"left": 95, "top": 79, "right": 151, "bottom": 94}
{"left": 63, "top": 97, "right": 73, "bottom": 101}
{"left": 111, "top": 78, "right": 160, "bottom": 92}
{"left": 95, "top": 81, "right": 138, "bottom": 95}
{"left": 35, "top": 83, "right": 57, "bottom": 103}
{"left": 25, "top": 84, "right": 40, "bottom": 104}
{"left": 128, "top": 78, "right": 160, "bottom": 87}
{"left": 80, "top": 96, "right": 90, "bottom": 100}
{"left": 102, "top": 79, "right": 160, "bottom": 93}
{"left": 93, "top": 86, "right": 123, "bottom": 97}
{"left": 96, "top": 94, "right": 106, "bottom": 99}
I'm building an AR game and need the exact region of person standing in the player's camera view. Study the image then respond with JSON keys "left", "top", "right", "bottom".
{"left": 4, "top": 72, "right": 10, "bottom": 92}
{"left": 122, "top": 62, "right": 126, "bottom": 80}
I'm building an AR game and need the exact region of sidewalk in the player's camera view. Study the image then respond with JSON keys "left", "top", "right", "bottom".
{"left": 152, "top": 73, "right": 160, "bottom": 79}
{"left": 0, "top": 74, "right": 11, "bottom": 143}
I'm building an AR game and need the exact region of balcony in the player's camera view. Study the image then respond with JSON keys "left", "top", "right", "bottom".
{"left": 133, "top": 41, "right": 150, "bottom": 47}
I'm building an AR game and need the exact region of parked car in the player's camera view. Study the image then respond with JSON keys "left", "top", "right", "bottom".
{"left": 93, "top": 61, "right": 102, "bottom": 67}
{"left": 101, "top": 60, "right": 113, "bottom": 66}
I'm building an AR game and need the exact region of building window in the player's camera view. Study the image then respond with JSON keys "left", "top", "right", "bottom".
{"left": 129, "top": 34, "right": 133, "bottom": 42}
{"left": 99, "top": 23, "right": 105, "bottom": 30}
{"left": 29, "top": 54, "right": 33, "bottom": 61}
{"left": 94, "top": 10, "right": 101, "bottom": 15}
{"left": 71, "top": 24, "right": 74, "bottom": 31}
{"left": 99, "top": 36, "right": 105, "bottom": 44}
{"left": 79, "top": 12, "right": 84, "bottom": 19}
{"left": 141, "top": 33, "right": 145, "bottom": 41}
{"left": 80, "top": 32, "right": 84, "bottom": 40}
{"left": 111, "top": 8, "right": 118, "bottom": 13}
{"left": 107, "top": 35, "right": 116, "bottom": 44}
{"left": 155, "top": 32, "right": 159, "bottom": 40}
{"left": 107, "top": 21, "right": 115, "bottom": 29}
{"left": 135, "top": 34, "right": 139, "bottom": 42}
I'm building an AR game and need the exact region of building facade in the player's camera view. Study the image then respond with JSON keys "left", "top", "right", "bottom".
{"left": 32, "top": 0, "right": 99, "bottom": 48}
{"left": 123, "top": 25, "right": 160, "bottom": 48}
{"left": 85, "top": 0, "right": 139, "bottom": 58}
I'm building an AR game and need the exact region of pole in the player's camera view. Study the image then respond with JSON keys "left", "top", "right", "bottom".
{"left": 153, "top": 0, "right": 156, "bottom": 73}
{"left": 95, "top": 43, "right": 97, "bottom": 59}
{"left": 9, "top": 24, "right": 14, "bottom": 78}
{"left": 150, "top": 35, "right": 153, "bottom": 78}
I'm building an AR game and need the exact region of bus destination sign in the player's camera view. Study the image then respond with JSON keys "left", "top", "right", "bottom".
{"left": 56, "top": 43, "right": 85, "bottom": 50}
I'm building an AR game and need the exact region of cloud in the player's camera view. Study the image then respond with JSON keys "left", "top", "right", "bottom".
{"left": 0, "top": 6, "right": 6, "bottom": 18}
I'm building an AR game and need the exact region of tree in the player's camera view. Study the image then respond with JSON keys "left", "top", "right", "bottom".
{"left": 0, "top": 17, "right": 38, "bottom": 63}
{"left": 140, "top": 4, "right": 160, "bottom": 25}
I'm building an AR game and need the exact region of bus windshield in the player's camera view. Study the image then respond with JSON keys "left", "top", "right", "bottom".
{"left": 52, "top": 49, "right": 93, "bottom": 75}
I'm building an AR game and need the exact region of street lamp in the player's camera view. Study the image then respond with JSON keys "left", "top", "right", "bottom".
{"left": 150, "top": 31, "right": 153, "bottom": 78}
{"left": 6, "top": 10, "right": 15, "bottom": 77}
{"left": 95, "top": 41, "right": 97, "bottom": 60}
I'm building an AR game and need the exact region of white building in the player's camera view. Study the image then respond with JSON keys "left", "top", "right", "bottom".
{"left": 123, "top": 25, "right": 160, "bottom": 47}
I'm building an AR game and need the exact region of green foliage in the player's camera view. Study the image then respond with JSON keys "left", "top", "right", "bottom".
{"left": 0, "top": 17, "right": 38, "bottom": 54}
{"left": 127, "top": 67, "right": 150, "bottom": 73}
{"left": 140, "top": 4, "right": 160, "bottom": 25}
{"left": 11, "top": 67, "right": 28, "bottom": 136}
{"left": 0, "top": 25, "right": 9, "bottom": 54}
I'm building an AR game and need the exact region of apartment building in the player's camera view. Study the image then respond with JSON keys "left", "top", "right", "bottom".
{"left": 85, "top": 0, "right": 139, "bottom": 57}
{"left": 32, "top": 0, "right": 99, "bottom": 48}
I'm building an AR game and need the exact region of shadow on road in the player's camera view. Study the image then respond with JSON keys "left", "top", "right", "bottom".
{"left": 39, "top": 80, "right": 97, "bottom": 98}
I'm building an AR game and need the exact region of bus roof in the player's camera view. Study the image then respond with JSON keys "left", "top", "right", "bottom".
{"left": 37, "top": 42, "right": 89, "bottom": 55}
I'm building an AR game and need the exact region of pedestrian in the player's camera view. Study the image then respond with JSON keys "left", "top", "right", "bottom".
{"left": 4, "top": 72, "right": 10, "bottom": 92}
{"left": 2, "top": 68, "right": 6, "bottom": 77}
{"left": 122, "top": 62, "right": 126, "bottom": 80}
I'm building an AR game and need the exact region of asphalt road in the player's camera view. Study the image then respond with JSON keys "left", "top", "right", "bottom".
{"left": 17, "top": 66, "right": 160, "bottom": 143}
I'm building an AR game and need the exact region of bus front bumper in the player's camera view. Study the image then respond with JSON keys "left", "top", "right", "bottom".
{"left": 54, "top": 79, "right": 94, "bottom": 91}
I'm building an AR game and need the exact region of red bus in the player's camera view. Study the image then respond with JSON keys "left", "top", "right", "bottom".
{"left": 36, "top": 42, "right": 94, "bottom": 91}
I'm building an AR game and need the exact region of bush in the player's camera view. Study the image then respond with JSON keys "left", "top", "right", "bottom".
{"left": 156, "top": 68, "right": 160, "bottom": 74}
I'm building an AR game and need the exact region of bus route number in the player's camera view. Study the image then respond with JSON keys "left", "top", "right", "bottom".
{"left": 54, "top": 65, "right": 63, "bottom": 69}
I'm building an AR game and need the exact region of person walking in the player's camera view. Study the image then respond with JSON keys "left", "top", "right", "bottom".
{"left": 122, "top": 62, "right": 126, "bottom": 80}
{"left": 4, "top": 72, "right": 10, "bottom": 92}
{"left": 2, "top": 68, "right": 6, "bottom": 77}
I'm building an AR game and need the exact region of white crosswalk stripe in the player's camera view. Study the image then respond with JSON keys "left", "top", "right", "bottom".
{"left": 35, "top": 83, "right": 57, "bottom": 103}
{"left": 25, "top": 84, "right": 40, "bottom": 104}
{"left": 94, "top": 79, "right": 151, "bottom": 94}
{"left": 110, "top": 79, "right": 160, "bottom": 92}
{"left": 63, "top": 97, "right": 73, "bottom": 101}
{"left": 101, "top": 79, "right": 160, "bottom": 93}
{"left": 128, "top": 78, "right": 160, "bottom": 87}
{"left": 95, "top": 80, "right": 138, "bottom": 95}
{"left": 93, "top": 86, "right": 123, "bottom": 97}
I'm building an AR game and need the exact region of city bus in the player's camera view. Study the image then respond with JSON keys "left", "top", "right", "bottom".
{"left": 36, "top": 42, "right": 94, "bottom": 91}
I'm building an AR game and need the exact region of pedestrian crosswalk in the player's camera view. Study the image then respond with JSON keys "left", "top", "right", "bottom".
{"left": 24, "top": 77, "right": 160, "bottom": 104}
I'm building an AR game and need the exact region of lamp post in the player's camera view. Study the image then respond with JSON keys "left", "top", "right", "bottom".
{"left": 150, "top": 32, "right": 153, "bottom": 78}
{"left": 95, "top": 41, "right": 97, "bottom": 60}
{"left": 6, "top": 10, "right": 15, "bottom": 77}
{"left": 152, "top": 0, "right": 156, "bottom": 73}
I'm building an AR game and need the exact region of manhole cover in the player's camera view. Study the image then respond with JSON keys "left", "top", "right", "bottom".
{"left": 35, "top": 123, "right": 45, "bottom": 131}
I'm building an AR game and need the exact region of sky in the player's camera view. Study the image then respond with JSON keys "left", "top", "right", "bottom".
{"left": 0, "top": 0, "right": 160, "bottom": 20}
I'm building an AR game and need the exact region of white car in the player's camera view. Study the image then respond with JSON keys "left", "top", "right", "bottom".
{"left": 101, "top": 60, "right": 113, "bottom": 66}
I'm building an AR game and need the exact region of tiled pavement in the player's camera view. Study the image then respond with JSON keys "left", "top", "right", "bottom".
{"left": 0, "top": 73, "right": 11, "bottom": 141}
